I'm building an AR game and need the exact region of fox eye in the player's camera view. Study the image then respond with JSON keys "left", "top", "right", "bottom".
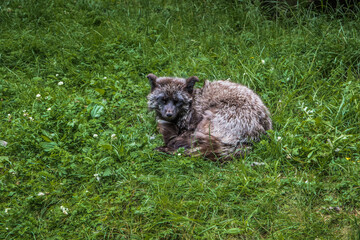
{"left": 158, "top": 97, "right": 167, "bottom": 104}
{"left": 175, "top": 99, "right": 183, "bottom": 106}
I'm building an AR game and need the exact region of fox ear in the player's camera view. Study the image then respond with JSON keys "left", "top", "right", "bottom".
{"left": 147, "top": 73, "right": 158, "bottom": 92}
{"left": 184, "top": 76, "right": 199, "bottom": 94}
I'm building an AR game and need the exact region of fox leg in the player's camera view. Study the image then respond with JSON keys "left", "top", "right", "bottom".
{"left": 155, "top": 120, "right": 179, "bottom": 153}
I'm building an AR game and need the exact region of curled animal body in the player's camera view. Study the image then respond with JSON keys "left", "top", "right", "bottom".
{"left": 146, "top": 73, "right": 272, "bottom": 161}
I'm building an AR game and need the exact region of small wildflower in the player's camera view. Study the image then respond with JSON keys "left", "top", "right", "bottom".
{"left": 346, "top": 157, "right": 351, "bottom": 161}
{"left": 5, "top": 208, "right": 10, "bottom": 214}
{"left": 305, "top": 180, "right": 308, "bottom": 184}
{"left": 250, "top": 162, "right": 265, "bottom": 167}
{"left": 103, "top": 77, "right": 107, "bottom": 79}
{"left": 55, "top": 74, "right": 59, "bottom": 77}
{"left": 23, "top": 112, "right": 28, "bottom": 117}
{"left": 47, "top": 107, "right": 51, "bottom": 111}
{"left": 29, "top": 117, "right": 34, "bottom": 121}
{"left": 37, "top": 192, "right": 45, "bottom": 196}
{"left": 149, "top": 136, "right": 155, "bottom": 140}
{"left": 0, "top": 140, "right": 8, "bottom": 147}
{"left": 261, "top": 59, "right": 265, "bottom": 64}
{"left": 111, "top": 134, "right": 117, "bottom": 140}
{"left": 277, "top": 136, "right": 282, "bottom": 141}
{"left": 94, "top": 173, "right": 100, "bottom": 181}
{"left": 23, "top": 110, "right": 27, "bottom": 113}
{"left": 60, "top": 206, "right": 68, "bottom": 215}
{"left": 279, "top": 100, "right": 282, "bottom": 103}
{"left": 58, "top": 81, "right": 64, "bottom": 86}
{"left": 178, "top": 153, "right": 181, "bottom": 156}
{"left": 36, "top": 93, "right": 41, "bottom": 98}
{"left": 328, "top": 206, "right": 341, "bottom": 212}
{"left": 93, "top": 134, "right": 98, "bottom": 138}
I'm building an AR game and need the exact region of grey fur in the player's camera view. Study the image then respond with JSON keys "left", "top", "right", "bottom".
{"left": 147, "top": 74, "right": 272, "bottom": 161}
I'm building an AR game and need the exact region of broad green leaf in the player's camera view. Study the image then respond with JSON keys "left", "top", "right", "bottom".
{"left": 40, "top": 142, "right": 58, "bottom": 152}
{"left": 41, "top": 135, "right": 52, "bottom": 142}
{"left": 91, "top": 104, "right": 104, "bottom": 118}
{"left": 95, "top": 88, "right": 105, "bottom": 95}
{"left": 224, "top": 228, "right": 244, "bottom": 234}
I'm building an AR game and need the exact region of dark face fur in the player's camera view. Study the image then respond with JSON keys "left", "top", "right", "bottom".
{"left": 147, "top": 74, "right": 199, "bottom": 122}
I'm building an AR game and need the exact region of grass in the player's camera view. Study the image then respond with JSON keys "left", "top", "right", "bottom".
{"left": 1, "top": 0, "right": 360, "bottom": 238}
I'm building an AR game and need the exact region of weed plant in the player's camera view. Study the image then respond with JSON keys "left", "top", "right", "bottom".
{"left": 1, "top": 0, "right": 360, "bottom": 238}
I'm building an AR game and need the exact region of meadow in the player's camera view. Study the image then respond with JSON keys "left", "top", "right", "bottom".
{"left": 1, "top": 0, "right": 360, "bottom": 238}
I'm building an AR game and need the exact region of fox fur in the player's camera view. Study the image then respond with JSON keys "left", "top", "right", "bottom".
{"left": 147, "top": 73, "right": 272, "bottom": 161}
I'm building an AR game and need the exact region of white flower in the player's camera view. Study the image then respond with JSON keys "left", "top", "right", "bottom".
{"left": 47, "top": 107, "right": 51, "bottom": 111}
{"left": 178, "top": 153, "right": 181, "bottom": 156}
{"left": 250, "top": 162, "right": 266, "bottom": 167}
{"left": 60, "top": 206, "right": 68, "bottom": 215}
{"left": 55, "top": 74, "right": 59, "bottom": 77}
{"left": 0, "top": 140, "right": 8, "bottom": 147}
{"left": 94, "top": 173, "right": 100, "bottom": 182}
{"left": 279, "top": 100, "right": 282, "bottom": 103}
{"left": 5, "top": 208, "right": 10, "bottom": 214}
{"left": 93, "top": 134, "right": 98, "bottom": 138}
{"left": 277, "top": 136, "right": 282, "bottom": 141}
{"left": 36, "top": 94, "right": 41, "bottom": 98}
{"left": 103, "top": 77, "right": 107, "bottom": 79}
{"left": 111, "top": 134, "right": 117, "bottom": 140}
{"left": 58, "top": 81, "right": 64, "bottom": 86}
{"left": 8, "top": 114, "right": 11, "bottom": 118}
{"left": 149, "top": 136, "right": 155, "bottom": 140}
{"left": 37, "top": 192, "right": 45, "bottom": 196}
{"left": 305, "top": 180, "right": 308, "bottom": 184}
{"left": 261, "top": 59, "right": 265, "bottom": 64}
{"left": 29, "top": 117, "right": 34, "bottom": 121}
{"left": 23, "top": 112, "right": 28, "bottom": 117}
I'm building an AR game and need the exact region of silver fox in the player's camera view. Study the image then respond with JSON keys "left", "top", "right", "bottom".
{"left": 147, "top": 73, "right": 272, "bottom": 160}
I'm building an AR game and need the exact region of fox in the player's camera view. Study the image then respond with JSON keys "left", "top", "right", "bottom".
{"left": 146, "top": 73, "right": 272, "bottom": 161}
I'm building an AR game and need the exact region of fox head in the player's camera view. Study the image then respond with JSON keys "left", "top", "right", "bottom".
{"left": 147, "top": 73, "right": 199, "bottom": 122}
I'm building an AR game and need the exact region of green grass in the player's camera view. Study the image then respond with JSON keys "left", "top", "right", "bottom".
{"left": 1, "top": 0, "right": 360, "bottom": 238}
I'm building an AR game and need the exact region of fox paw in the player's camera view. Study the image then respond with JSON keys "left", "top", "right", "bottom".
{"left": 154, "top": 146, "right": 173, "bottom": 153}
